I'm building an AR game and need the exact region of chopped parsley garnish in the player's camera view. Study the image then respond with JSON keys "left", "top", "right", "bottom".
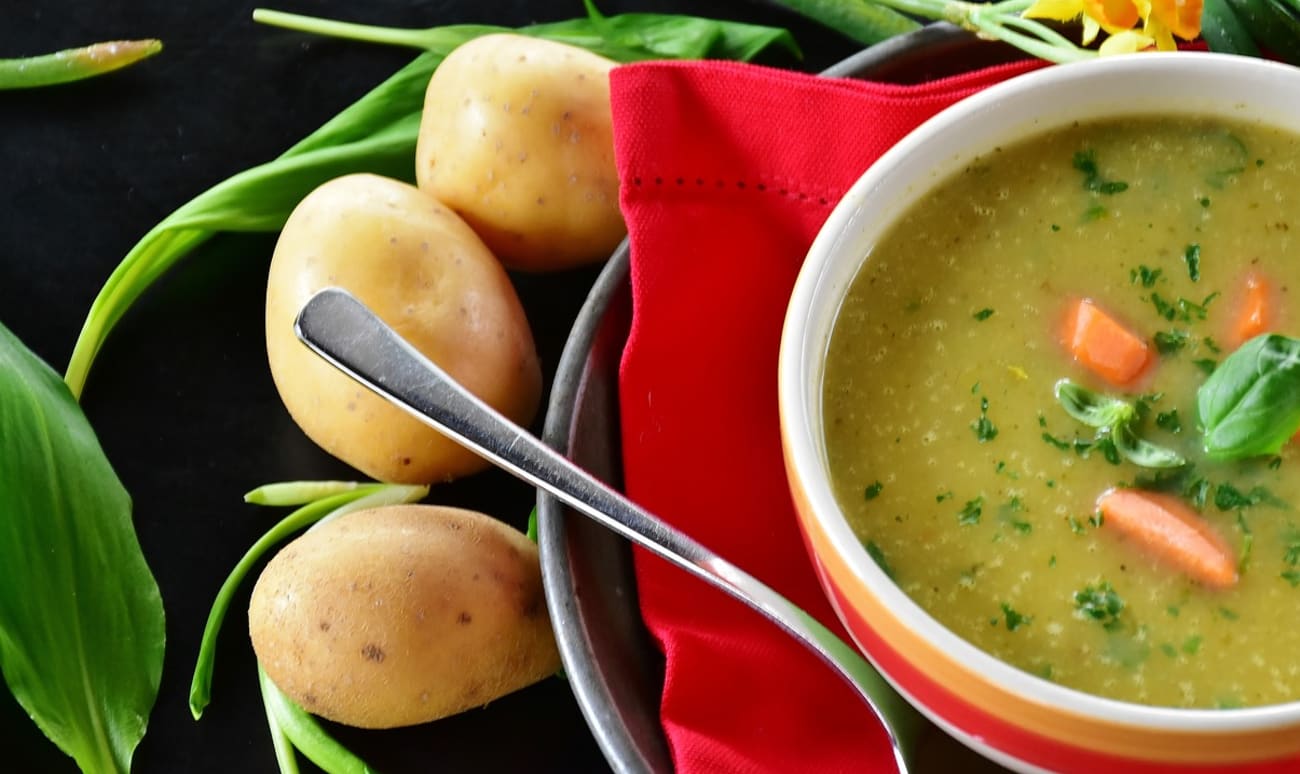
{"left": 1042, "top": 432, "right": 1071, "bottom": 451}
{"left": 1067, "top": 515, "right": 1086, "bottom": 534}
{"left": 999, "top": 496, "right": 1031, "bottom": 534}
{"left": 971, "top": 396, "right": 998, "bottom": 442}
{"left": 1155, "top": 409, "right": 1182, "bottom": 433}
{"left": 1000, "top": 603, "right": 1031, "bottom": 631}
{"left": 958, "top": 496, "right": 984, "bottom": 525}
{"left": 1154, "top": 330, "right": 1190, "bottom": 355}
{"left": 864, "top": 481, "right": 883, "bottom": 500}
{"left": 1151, "top": 291, "right": 1217, "bottom": 323}
{"left": 1131, "top": 264, "right": 1163, "bottom": 288}
{"left": 936, "top": 490, "right": 954, "bottom": 503}
{"left": 1074, "top": 581, "right": 1124, "bottom": 630}
{"left": 1213, "top": 483, "right": 1285, "bottom": 511}
{"left": 1182, "top": 635, "right": 1203, "bottom": 655}
{"left": 1095, "top": 436, "right": 1121, "bottom": 465}
{"left": 1282, "top": 531, "right": 1300, "bottom": 585}
{"left": 973, "top": 308, "right": 995, "bottom": 321}
{"left": 1073, "top": 149, "right": 1129, "bottom": 194}
{"left": 1193, "top": 358, "right": 1218, "bottom": 375}
{"left": 1183, "top": 243, "right": 1201, "bottom": 281}
{"left": 1237, "top": 512, "right": 1254, "bottom": 574}
{"left": 1284, "top": 532, "right": 1300, "bottom": 565}
{"left": 865, "top": 540, "right": 895, "bottom": 580}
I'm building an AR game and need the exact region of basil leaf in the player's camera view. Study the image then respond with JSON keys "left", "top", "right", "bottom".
{"left": 1114, "top": 422, "right": 1186, "bottom": 468}
{"left": 1055, "top": 379, "right": 1134, "bottom": 428}
{"left": 1198, "top": 334, "right": 1300, "bottom": 460}
{"left": 0, "top": 321, "right": 164, "bottom": 771}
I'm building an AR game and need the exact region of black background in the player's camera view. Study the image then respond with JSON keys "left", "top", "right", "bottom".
{"left": 1, "top": 1, "right": 863, "bottom": 772}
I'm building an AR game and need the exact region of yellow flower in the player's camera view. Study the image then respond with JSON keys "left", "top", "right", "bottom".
{"left": 1024, "top": 0, "right": 1201, "bottom": 50}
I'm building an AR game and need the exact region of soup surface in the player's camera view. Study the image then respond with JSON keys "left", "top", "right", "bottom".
{"left": 823, "top": 115, "right": 1300, "bottom": 708}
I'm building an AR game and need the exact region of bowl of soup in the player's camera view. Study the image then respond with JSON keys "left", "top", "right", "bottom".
{"left": 779, "top": 52, "right": 1300, "bottom": 772}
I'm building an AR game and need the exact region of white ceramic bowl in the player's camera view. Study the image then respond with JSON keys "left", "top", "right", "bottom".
{"left": 779, "top": 52, "right": 1300, "bottom": 773}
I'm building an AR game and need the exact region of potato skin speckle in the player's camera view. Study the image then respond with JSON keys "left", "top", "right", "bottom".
{"left": 249, "top": 504, "right": 560, "bottom": 729}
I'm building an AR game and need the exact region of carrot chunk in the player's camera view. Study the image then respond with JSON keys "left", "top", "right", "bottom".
{"left": 1229, "top": 271, "right": 1273, "bottom": 349}
{"left": 1096, "top": 488, "right": 1238, "bottom": 589}
{"left": 1064, "top": 298, "right": 1151, "bottom": 386}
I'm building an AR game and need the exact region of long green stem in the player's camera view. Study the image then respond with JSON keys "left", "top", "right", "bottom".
{"left": 259, "top": 664, "right": 375, "bottom": 774}
{"left": 995, "top": 12, "right": 1086, "bottom": 52}
{"left": 0, "top": 39, "right": 162, "bottom": 90}
{"left": 253, "top": 9, "right": 504, "bottom": 52}
{"left": 188, "top": 483, "right": 427, "bottom": 718}
{"left": 262, "top": 683, "right": 301, "bottom": 774}
{"left": 986, "top": 0, "right": 1037, "bottom": 15}
{"left": 245, "top": 480, "right": 371, "bottom": 506}
{"left": 964, "top": 9, "right": 1096, "bottom": 62}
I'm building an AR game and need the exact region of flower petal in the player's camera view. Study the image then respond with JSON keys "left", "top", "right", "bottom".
{"left": 1084, "top": 0, "right": 1143, "bottom": 30}
{"left": 1144, "top": 15, "right": 1180, "bottom": 48}
{"left": 1099, "top": 29, "right": 1157, "bottom": 53}
{"left": 1082, "top": 15, "right": 1102, "bottom": 44}
{"left": 1024, "top": 0, "right": 1086, "bottom": 20}
{"left": 1149, "top": 0, "right": 1203, "bottom": 38}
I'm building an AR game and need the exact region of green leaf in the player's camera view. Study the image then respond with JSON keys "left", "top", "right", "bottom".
{"left": 760, "top": 0, "right": 920, "bottom": 46}
{"left": 1055, "top": 379, "right": 1133, "bottom": 428}
{"left": 0, "top": 40, "right": 163, "bottom": 90}
{"left": 64, "top": 49, "right": 444, "bottom": 397}
{"left": 1114, "top": 423, "right": 1186, "bottom": 469}
{"left": 1074, "top": 581, "right": 1124, "bottom": 631}
{"left": 1056, "top": 380, "right": 1183, "bottom": 468}
{"left": 64, "top": 10, "right": 800, "bottom": 397}
{"left": 1225, "top": 0, "right": 1300, "bottom": 65}
{"left": 0, "top": 321, "right": 164, "bottom": 771}
{"left": 1201, "top": 0, "right": 1262, "bottom": 58}
{"left": 1198, "top": 334, "right": 1300, "bottom": 460}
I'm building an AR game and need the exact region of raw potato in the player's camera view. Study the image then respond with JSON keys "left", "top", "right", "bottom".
{"left": 415, "top": 34, "right": 622, "bottom": 271}
{"left": 265, "top": 173, "right": 541, "bottom": 484}
{"left": 249, "top": 504, "right": 560, "bottom": 728}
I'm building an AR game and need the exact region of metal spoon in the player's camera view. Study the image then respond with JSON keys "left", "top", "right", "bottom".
{"left": 294, "top": 287, "right": 921, "bottom": 772}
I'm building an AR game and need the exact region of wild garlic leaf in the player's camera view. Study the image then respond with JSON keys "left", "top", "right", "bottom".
{"left": 1055, "top": 379, "right": 1134, "bottom": 428}
{"left": 0, "top": 320, "right": 164, "bottom": 772}
{"left": 1198, "top": 334, "right": 1300, "bottom": 460}
{"left": 65, "top": 11, "right": 804, "bottom": 397}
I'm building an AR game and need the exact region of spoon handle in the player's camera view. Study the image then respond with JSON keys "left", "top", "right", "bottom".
{"left": 294, "top": 287, "right": 918, "bottom": 772}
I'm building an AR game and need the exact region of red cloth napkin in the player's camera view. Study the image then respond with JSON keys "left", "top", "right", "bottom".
{"left": 610, "top": 57, "right": 1045, "bottom": 773}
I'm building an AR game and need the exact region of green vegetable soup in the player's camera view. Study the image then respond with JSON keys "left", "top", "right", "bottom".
{"left": 823, "top": 115, "right": 1300, "bottom": 708}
